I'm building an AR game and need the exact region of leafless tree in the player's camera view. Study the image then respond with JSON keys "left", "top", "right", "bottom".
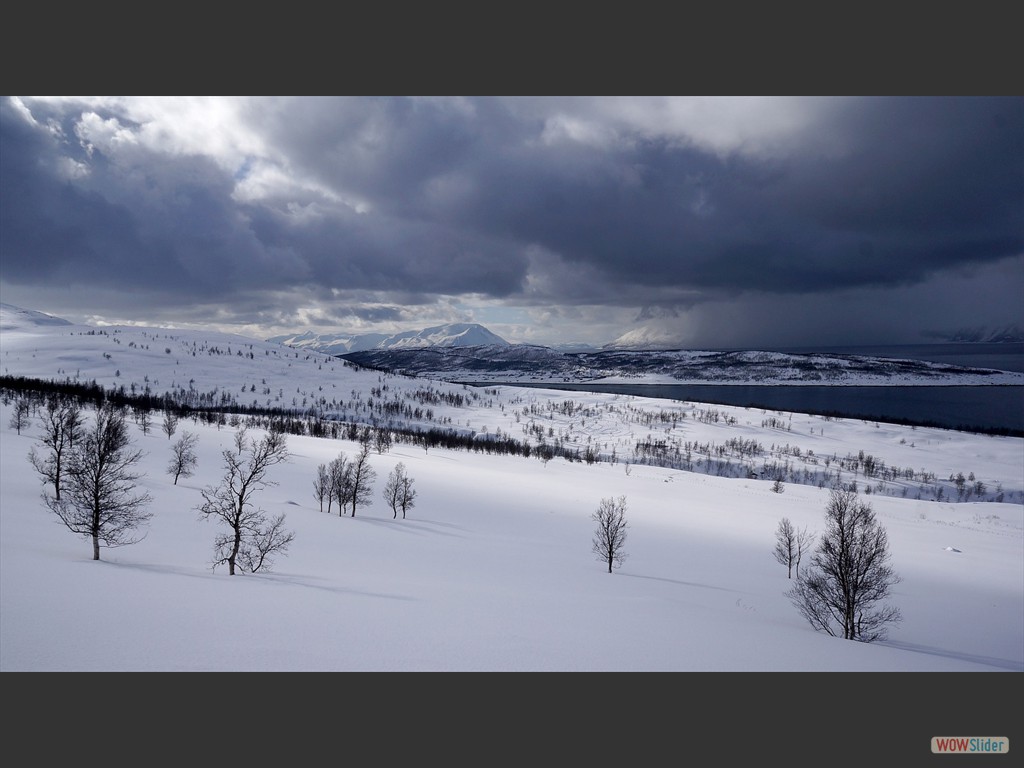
{"left": 383, "top": 462, "right": 417, "bottom": 519}
{"left": 313, "top": 462, "right": 332, "bottom": 513}
{"left": 197, "top": 428, "right": 294, "bottom": 575}
{"left": 773, "top": 516, "right": 813, "bottom": 579}
{"left": 134, "top": 406, "right": 152, "bottom": 436}
{"left": 788, "top": 488, "right": 901, "bottom": 641}
{"left": 9, "top": 396, "right": 31, "bottom": 435}
{"left": 347, "top": 442, "right": 376, "bottom": 517}
{"left": 329, "top": 453, "right": 353, "bottom": 516}
{"left": 592, "top": 495, "right": 629, "bottom": 573}
{"left": 28, "top": 395, "right": 84, "bottom": 501}
{"left": 236, "top": 512, "right": 294, "bottom": 574}
{"left": 167, "top": 431, "right": 199, "bottom": 485}
{"left": 41, "top": 404, "right": 153, "bottom": 561}
{"left": 374, "top": 428, "right": 392, "bottom": 455}
{"left": 162, "top": 410, "right": 179, "bottom": 440}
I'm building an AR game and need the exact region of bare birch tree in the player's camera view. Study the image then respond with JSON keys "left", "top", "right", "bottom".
{"left": 28, "top": 395, "right": 84, "bottom": 501}
{"left": 592, "top": 495, "right": 629, "bottom": 573}
{"left": 162, "top": 410, "right": 179, "bottom": 440}
{"left": 773, "top": 516, "right": 813, "bottom": 579}
{"left": 329, "top": 453, "right": 353, "bottom": 516}
{"left": 313, "top": 462, "right": 332, "bottom": 513}
{"left": 347, "top": 442, "right": 376, "bottom": 517}
{"left": 788, "top": 488, "right": 901, "bottom": 641}
{"left": 42, "top": 404, "right": 152, "bottom": 560}
{"left": 167, "top": 431, "right": 199, "bottom": 485}
{"left": 383, "top": 462, "right": 417, "bottom": 519}
{"left": 197, "top": 428, "right": 294, "bottom": 575}
{"left": 9, "top": 396, "right": 31, "bottom": 435}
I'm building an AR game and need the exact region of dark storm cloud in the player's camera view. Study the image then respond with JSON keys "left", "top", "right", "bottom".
{"left": 246, "top": 96, "right": 518, "bottom": 216}
{"left": 254, "top": 96, "right": 1022, "bottom": 303}
{"left": 0, "top": 99, "right": 268, "bottom": 299}
{"left": 0, "top": 97, "right": 528, "bottom": 310}
{"left": 456, "top": 97, "right": 1023, "bottom": 298}
{"left": 242, "top": 201, "right": 526, "bottom": 296}
{"left": 2, "top": 96, "right": 1021, "bottom": 344}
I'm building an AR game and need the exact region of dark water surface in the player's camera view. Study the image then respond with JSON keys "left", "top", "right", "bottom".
{"left": 503, "top": 382, "right": 1024, "bottom": 435}
{"left": 481, "top": 344, "right": 1024, "bottom": 435}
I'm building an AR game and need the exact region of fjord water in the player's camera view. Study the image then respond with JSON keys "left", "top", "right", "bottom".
{"left": 515, "top": 343, "right": 1024, "bottom": 434}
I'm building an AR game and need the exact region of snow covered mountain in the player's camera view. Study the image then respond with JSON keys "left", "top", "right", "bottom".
{"left": 268, "top": 323, "right": 509, "bottom": 355}
{"left": 377, "top": 323, "right": 510, "bottom": 349}
{"left": 264, "top": 329, "right": 391, "bottom": 355}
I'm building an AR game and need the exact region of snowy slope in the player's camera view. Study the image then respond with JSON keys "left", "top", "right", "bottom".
{"left": 1, "top": 303, "right": 1022, "bottom": 672}
{"left": 2, "top": 303, "right": 1022, "bottom": 503}
{"left": 0, "top": 302, "right": 73, "bottom": 330}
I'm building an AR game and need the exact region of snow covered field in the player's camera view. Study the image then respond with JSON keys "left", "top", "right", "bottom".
{"left": 2, "top": 303, "right": 1021, "bottom": 673}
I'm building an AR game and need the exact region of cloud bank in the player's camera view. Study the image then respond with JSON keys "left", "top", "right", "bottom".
{"left": 2, "top": 96, "right": 1021, "bottom": 347}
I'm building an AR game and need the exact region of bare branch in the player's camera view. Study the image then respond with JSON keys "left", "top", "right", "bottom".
{"left": 196, "top": 429, "right": 293, "bottom": 575}
{"left": 592, "top": 496, "right": 629, "bottom": 573}
{"left": 787, "top": 488, "right": 901, "bottom": 641}
{"left": 41, "top": 404, "right": 152, "bottom": 560}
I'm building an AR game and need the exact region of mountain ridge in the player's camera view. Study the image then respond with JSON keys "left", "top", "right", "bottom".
{"left": 341, "top": 344, "right": 1024, "bottom": 386}
{"left": 267, "top": 322, "right": 509, "bottom": 355}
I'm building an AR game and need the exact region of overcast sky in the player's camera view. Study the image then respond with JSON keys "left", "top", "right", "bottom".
{"left": 2, "top": 96, "right": 1021, "bottom": 348}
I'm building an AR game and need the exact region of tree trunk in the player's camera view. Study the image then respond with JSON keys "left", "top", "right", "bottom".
{"left": 229, "top": 526, "right": 241, "bottom": 576}
{"left": 92, "top": 505, "right": 101, "bottom": 560}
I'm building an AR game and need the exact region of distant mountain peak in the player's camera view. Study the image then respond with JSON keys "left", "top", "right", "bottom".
{"left": 603, "top": 325, "right": 681, "bottom": 351}
{"left": 384, "top": 323, "right": 509, "bottom": 349}
{"left": 268, "top": 322, "right": 509, "bottom": 355}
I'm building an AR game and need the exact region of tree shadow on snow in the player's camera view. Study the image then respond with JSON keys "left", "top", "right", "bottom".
{"left": 879, "top": 639, "right": 1023, "bottom": 671}
{"left": 619, "top": 571, "right": 742, "bottom": 593}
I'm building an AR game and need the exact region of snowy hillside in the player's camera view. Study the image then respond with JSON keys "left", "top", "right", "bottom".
{"left": 2, "top": 303, "right": 1022, "bottom": 504}
{"left": 0, "top": 302, "right": 72, "bottom": 330}
{"left": 1, "top": 303, "right": 1022, "bottom": 672}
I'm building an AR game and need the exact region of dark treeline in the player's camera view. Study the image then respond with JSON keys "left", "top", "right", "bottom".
{"left": 5, "top": 374, "right": 1017, "bottom": 504}
{"left": 0, "top": 375, "right": 588, "bottom": 465}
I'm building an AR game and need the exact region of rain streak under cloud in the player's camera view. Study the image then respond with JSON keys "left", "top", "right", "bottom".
{"left": 1, "top": 95, "right": 1022, "bottom": 348}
